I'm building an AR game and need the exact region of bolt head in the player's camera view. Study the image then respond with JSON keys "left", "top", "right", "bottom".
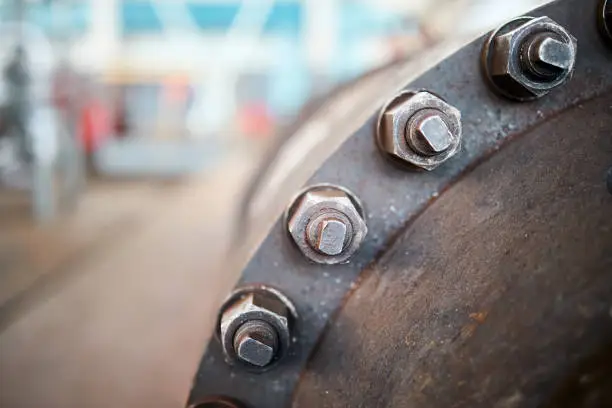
{"left": 219, "top": 291, "right": 291, "bottom": 368}
{"left": 485, "top": 16, "right": 577, "bottom": 100}
{"left": 236, "top": 335, "right": 274, "bottom": 366}
{"left": 377, "top": 91, "right": 462, "bottom": 170}
{"left": 532, "top": 36, "right": 572, "bottom": 72}
{"left": 313, "top": 218, "right": 348, "bottom": 256}
{"left": 409, "top": 114, "right": 454, "bottom": 155}
{"left": 233, "top": 320, "right": 278, "bottom": 367}
{"left": 287, "top": 185, "right": 367, "bottom": 264}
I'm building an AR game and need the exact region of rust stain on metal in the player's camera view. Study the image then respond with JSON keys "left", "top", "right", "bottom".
{"left": 469, "top": 311, "right": 488, "bottom": 324}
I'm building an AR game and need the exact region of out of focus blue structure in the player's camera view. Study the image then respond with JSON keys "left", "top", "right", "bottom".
{"left": 1, "top": 0, "right": 407, "bottom": 124}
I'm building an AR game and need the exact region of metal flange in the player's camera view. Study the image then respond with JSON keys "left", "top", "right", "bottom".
{"left": 188, "top": 0, "right": 612, "bottom": 406}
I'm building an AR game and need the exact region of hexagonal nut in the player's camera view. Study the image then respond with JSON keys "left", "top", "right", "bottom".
{"left": 287, "top": 185, "right": 367, "bottom": 264}
{"left": 376, "top": 91, "right": 462, "bottom": 170}
{"left": 484, "top": 16, "right": 577, "bottom": 100}
{"left": 219, "top": 290, "right": 291, "bottom": 368}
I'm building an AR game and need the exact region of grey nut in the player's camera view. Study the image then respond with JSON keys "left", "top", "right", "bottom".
{"left": 287, "top": 185, "right": 367, "bottom": 264}
{"left": 219, "top": 289, "right": 292, "bottom": 369}
{"left": 376, "top": 91, "right": 462, "bottom": 171}
{"left": 482, "top": 16, "right": 577, "bottom": 101}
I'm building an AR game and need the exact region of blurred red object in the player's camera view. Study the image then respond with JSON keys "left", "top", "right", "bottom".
{"left": 238, "top": 102, "right": 273, "bottom": 140}
{"left": 79, "top": 100, "right": 112, "bottom": 153}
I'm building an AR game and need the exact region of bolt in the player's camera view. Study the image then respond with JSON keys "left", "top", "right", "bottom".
{"left": 287, "top": 185, "right": 367, "bottom": 264}
{"left": 524, "top": 34, "right": 573, "bottom": 78}
{"left": 406, "top": 112, "right": 454, "bottom": 156}
{"left": 219, "top": 288, "right": 294, "bottom": 369}
{"left": 482, "top": 16, "right": 577, "bottom": 101}
{"left": 233, "top": 320, "right": 278, "bottom": 367}
{"left": 377, "top": 91, "right": 462, "bottom": 170}
{"left": 307, "top": 215, "right": 348, "bottom": 256}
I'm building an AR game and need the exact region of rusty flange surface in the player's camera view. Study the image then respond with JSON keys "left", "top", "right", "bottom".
{"left": 294, "top": 92, "right": 612, "bottom": 407}
{"left": 188, "top": 0, "right": 612, "bottom": 406}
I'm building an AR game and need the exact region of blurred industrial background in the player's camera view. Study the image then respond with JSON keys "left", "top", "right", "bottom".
{"left": 0, "top": 0, "right": 548, "bottom": 219}
{"left": 0, "top": 0, "right": 547, "bottom": 407}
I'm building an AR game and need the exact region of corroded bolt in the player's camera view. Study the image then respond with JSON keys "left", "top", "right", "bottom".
{"left": 219, "top": 289, "right": 293, "bottom": 369}
{"left": 407, "top": 113, "right": 454, "bottom": 156}
{"left": 307, "top": 215, "right": 348, "bottom": 256}
{"left": 287, "top": 185, "right": 367, "bottom": 264}
{"left": 523, "top": 34, "right": 573, "bottom": 78}
{"left": 233, "top": 320, "right": 278, "bottom": 367}
{"left": 377, "top": 91, "right": 462, "bottom": 170}
{"left": 482, "top": 16, "right": 577, "bottom": 101}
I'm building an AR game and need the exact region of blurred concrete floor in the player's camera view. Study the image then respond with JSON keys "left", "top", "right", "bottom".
{"left": 0, "top": 152, "right": 254, "bottom": 407}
